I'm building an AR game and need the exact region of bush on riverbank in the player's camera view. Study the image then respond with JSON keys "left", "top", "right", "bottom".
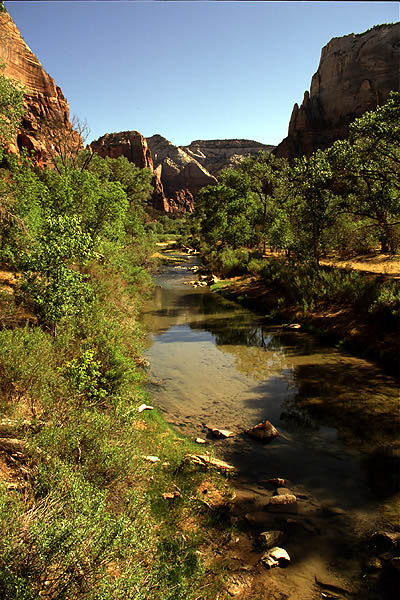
{"left": 0, "top": 139, "right": 234, "bottom": 598}
{"left": 211, "top": 254, "right": 400, "bottom": 374}
{"left": 256, "top": 258, "right": 400, "bottom": 322}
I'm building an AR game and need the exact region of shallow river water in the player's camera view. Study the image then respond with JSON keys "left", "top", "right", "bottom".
{"left": 142, "top": 252, "right": 399, "bottom": 599}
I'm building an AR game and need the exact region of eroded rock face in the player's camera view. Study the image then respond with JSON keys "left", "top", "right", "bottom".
{"left": 0, "top": 10, "right": 77, "bottom": 163}
{"left": 275, "top": 23, "right": 400, "bottom": 159}
{"left": 147, "top": 134, "right": 218, "bottom": 199}
{"left": 90, "top": 130, "right": 153, "bottom": 170}
{"left": 182, "top": 139, "right": 275, "bottom": 176}
{"left": 91, "top": 131, "right": 194, "bottom": 214}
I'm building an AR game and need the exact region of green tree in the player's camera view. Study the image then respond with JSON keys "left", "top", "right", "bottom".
{"left": 3, "top": 157, "right": 132, "bottom": 329}
{"left": 0, "top": 64, "right": 25, "bottom": 155}
{"left": 196, "top": 183, "right": 258, "bottom": 249}
{"left": 223, "top": 151, "right": 288, "bottom": 252}
{"left": 328, "top": 92, "right": 400, "bottom": 252}
{"left": 291, "top": 149, "right": 339, "bottom": 265}
{"left": 87, "top": 154, "right": 153, "bottom": 237}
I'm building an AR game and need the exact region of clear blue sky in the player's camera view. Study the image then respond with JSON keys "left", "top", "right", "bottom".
{"left": 5, "top": 1, "right": 399, "bottom": 146}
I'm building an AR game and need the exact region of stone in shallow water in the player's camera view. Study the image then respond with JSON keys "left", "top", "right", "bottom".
{"left": 275, "top": 487, "right": 293, "bottom": 496}
{"left": 266, "top": 494, "right": 297, "bottom": 514}
{"left": 205, "top": 424, "right": 235, "bottom": 438}
{"left": 246, "top": 420, "right": 279, "bottom": 442}
{"left": 261, "top": 546, "right": 290, "bottom": 569}
{"left": 264, "top": 477, "right": 286, "bottom": 487}
{"left": 184, "top": 453, "right": 236, "bottom": 472}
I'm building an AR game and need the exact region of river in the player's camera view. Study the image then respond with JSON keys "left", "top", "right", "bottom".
{"left": 142, "top": 251, "right": 399, "bottom": 599}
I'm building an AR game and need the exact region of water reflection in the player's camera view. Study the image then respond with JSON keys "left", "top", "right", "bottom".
{"left": 142, "top": 256, "right": 400, "bottom": 599}
{"left": 143, "top": 259, "right": 399, "bottom": 461}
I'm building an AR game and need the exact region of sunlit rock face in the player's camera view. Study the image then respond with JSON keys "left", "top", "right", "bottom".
{"left": 146, "top": 135, "right": 275, "bottom": 213}
{"left": 147, "top": 134, "right": 218, "bottom": 198}
{"left": 90, "top": 130, "right": 153, "bottom": 170}
{"left": 275, "top": 23, "right": 400, "bottom": 159}
{"left": 0, "top": 10, "right": 78, "bottom": 164}
{"left": 182, "top": 139, "right": 275, "bottom": 176}
{"left": 90, "top": 131, "right": 191, "bottom": 214}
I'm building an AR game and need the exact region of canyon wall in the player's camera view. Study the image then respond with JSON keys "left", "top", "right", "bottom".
{"left": 275, "top": 23, "right": 400, "bottom": 159}
{"left": 146, "top": 134, "right": 218, "bottom": 201}
{"left": 90, "top": 131, "right": 170, "bottom": 213}
{"left": 0, "top": 10, "right": 78, "bottom": 163}
{"left": 182, "top": 139, "right": 274, "bottom": 176}
{"left": 92, "top": 133, "right": 275, "bottom": 214}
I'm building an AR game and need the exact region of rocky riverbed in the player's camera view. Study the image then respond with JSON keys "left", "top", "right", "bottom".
{"left": 142, "top": 251, "right": 400, "bottom": 599}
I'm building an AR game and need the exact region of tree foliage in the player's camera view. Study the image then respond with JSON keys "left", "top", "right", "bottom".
{"left": 0, "top": 94, "right": 155, "bottom": 330}
{"left": 0, "top": 63, "right": 25, "bottom": 158}
{"left": 195, "top": 93, "right": 400, "bottom": 265}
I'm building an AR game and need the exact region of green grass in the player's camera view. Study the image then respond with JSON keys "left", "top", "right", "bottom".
{"left": 0, "top": 258, "right": 234, "bottom": 600}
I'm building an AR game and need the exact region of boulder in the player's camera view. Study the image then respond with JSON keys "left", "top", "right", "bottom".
{"left": 258, "top": 530, "right": 287, "bottom": 550}
{"left": 246, "top": 420, "right": 279, "bottom": 442}
{"left": 205, "top": 424, "right": 234, "bottom": 439}
{"left": 261, "top": 546, "right": 290, "bottom": 569}
{"left": 275, "top": 487, "right": 293, "bottom": 496}
{"left": 264, "top": 477, "right": 286, "bottom": 487}
{"left": 370, "top": 531, "right": 400, "bottom": 554}
{"left": 391, "top": 557, "right": 400, "bottom": 572}
{"left": 184, "top": 453, "right": 236, "bottom": 473}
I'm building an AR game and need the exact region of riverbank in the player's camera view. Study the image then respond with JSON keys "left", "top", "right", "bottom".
{"left": 209, "top": 268, "right": 399, "bottom": 377}
{"left": 0, "top": 256, "right": 237, "bottom": 600}
{"left": 143, "top": 250, "right": 400, "bottom": 600}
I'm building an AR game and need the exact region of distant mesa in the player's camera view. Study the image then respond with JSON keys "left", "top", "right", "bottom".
{"left": 90, "top": 130, "right": 153, "bottom": 170}
{"left": 182, "top": 139, "right": 275, "bottom": 177}
{"left": 275, "top": 22, "right": 400, "bottom": 159}
{"left": 91, "top": 131, "right": 275, "bottom": 214}
{"left": 146, "top": 134, "right": 218, "bottom": 199}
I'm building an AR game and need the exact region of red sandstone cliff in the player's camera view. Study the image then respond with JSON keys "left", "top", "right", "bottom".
{"left": 90, "top": 130, "right": 175, "bottom": 213}
{"left": 0, "top": 9, "right": 78, "bottom": 163}
{"left": 275, "top": 23, "right": 400, "bottom": 159}
{"left": 90, "top": 130, "right": 153, "bottom": 170}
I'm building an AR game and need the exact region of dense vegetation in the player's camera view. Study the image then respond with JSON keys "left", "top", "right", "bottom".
{"left": 0, "top": 31, "right": 399, "bottom": 595}
{"left": 192, "top": 93, "right": 400, "bottom": 332}
{"left": 0, "top": 68, "right": 233, "bottom": 599}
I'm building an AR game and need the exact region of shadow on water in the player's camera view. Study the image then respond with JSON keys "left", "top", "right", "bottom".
{"left": 142, "top": 256, "right": 400, "bottom": 598}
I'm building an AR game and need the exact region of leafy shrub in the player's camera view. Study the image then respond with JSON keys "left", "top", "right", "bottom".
{"left": 63, "top": 348, "right": 109, "bottom": 405}
{"left": 247, "top": 257, "right": 265, "bottom": 274}
{"left": 369, "top": 279, "right": 400, "bottom": 321}
{"left": 0, "top": 327, "right": 62, "bottom": 415}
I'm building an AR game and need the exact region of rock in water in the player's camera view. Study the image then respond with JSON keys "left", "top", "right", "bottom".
{"left": 246, "top": 420, "right": 279, "bottom": 442}
{"left": 261, "top": 547, "right": 290, "bottom": 569}
{"left": 266, "top": 494, "right": 298, "bottom": 514}
{"left": 184, "top": 453, "right": 236, "bottom": 473}
{"left": 205, "top": 424, "right": 234, "bottom": 439}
